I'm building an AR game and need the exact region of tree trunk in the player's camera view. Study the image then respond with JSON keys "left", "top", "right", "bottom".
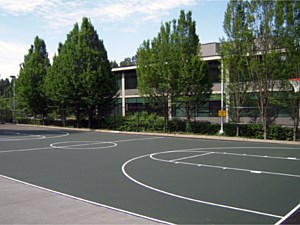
{"left": 76, "top": 105, "right": 80, "bottom": 128}
{"left": 88, "top": 106, "right": 95, "bottom": 129}
{"left": 293, "top": 99, "right": 300, "bottom": 141}
{"left": 235, "top": 109, "right": 240, "bottom": 137}
{"left": 185, "top": 102, "right": 191, "bottom": 133}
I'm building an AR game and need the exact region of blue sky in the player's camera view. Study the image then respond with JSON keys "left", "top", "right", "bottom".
{"left": 0, "top": 0, "right": 228, "bottom": 79}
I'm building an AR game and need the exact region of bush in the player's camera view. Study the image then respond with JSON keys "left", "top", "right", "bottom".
{"left": 192, "top": 121, "right": 219, "bottom": 135}
{"left": 119, "top": 112, "right": 164, "bottom": 132}
{"left": 18, "top": 112, "right": 295, "bottom": 141}
{"left": 268, "top": 125, "right": 293, "bottom": 141}
{"left": 169, "top": 118, "right": 186, "bottom": 132}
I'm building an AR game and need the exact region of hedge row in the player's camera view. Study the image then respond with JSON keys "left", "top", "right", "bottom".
{"left": 19, "top": 112, "right": 295, "bottom": 141}
{"left": 103, "top": 112, "right": 294, "bottom": 141}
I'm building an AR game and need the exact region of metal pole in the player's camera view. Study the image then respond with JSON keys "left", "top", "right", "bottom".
{"left": 219, "top": 62, "right": 224, "bottom": 135}
{"left": 10, "top": 75, "right": 16, "bottom": 124}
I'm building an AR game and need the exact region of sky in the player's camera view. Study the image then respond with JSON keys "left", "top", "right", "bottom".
{"left": 0, "top": 0, "right": 229, "bottom": 80}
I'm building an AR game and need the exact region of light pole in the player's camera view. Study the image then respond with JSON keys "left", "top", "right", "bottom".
{"left": 219, "top": 62, "right": 225, "bottom": 135}
{"left": 10, "top": 75, "right": 16, "bottom": 124}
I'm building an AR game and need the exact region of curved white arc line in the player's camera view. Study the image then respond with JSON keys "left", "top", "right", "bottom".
{"left": 50, "top": 142, "right": 117, "bottom": 150}
{"left": 50, "top": 141, "right": 112, "bottom": 148}
{"left": 122, "top": 154, "right": 283, "bottom": 219}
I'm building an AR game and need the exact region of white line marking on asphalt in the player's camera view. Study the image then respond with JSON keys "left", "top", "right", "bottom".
{"left": 275, "top": 203, "right": 300, "bottom": 225}
{"left": 150, "top": 151, "right": 300, "bottom": 178}
{"left": 0, "top": 174, "right": 173, "bottom": 225}
{"left": 170, "top": 152, "right": 214, "bottom": 162}
{"left": 50, "top": 141, "right": 117, "bottom": 150}
{"left": 122, "top": 153, "right": 283, "bottom": 219}
{"left": 0, "top": 131, "right": 69, "bottom": 141}
{"left": 113, "top": 137, "right": 165, "bottom": 143}
{"left": 0, "top": 147, "right": 53, "bottom": 154}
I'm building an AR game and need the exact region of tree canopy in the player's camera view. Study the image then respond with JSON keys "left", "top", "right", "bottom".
{"left": 45, "top": 17, "right": 117, "bottom": 128}
{"left": 137, "top": 10, "right": 212, "bottom": 131}
{"left": 16, "top": 36, "right": 50, "bottom": 122}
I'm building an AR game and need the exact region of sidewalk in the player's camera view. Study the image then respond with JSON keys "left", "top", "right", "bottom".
{"left": 0, "top": 175, "right": 164, "bottom": 224}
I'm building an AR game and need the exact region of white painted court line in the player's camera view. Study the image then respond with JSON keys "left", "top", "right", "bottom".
{"left": 218, "top": 152, "right": 300, "bottom": 161}
{"left": 113, "top": 136, "right": 165, "bottom": 143}
{"left": 0, "top": 174, "right": 173, "bottom": 225}
{"left": 50, "top": 141, "right": 117, "bottom": 150}
{"left": 0, "top": 147, "right": 53, "bottom": 154}
{"left": 0, "top": 131, "right": 69, "bottom": 141}
{"left": 150, "top": 150, "right": 300, "bottom": 178}
{"left": 122, "top": 146, "right": 300, "bottom": 219}
{"left": 170, "top": 160, "right": 300, "bottom": 178}
{"left": 170, "top": 152, "right": 214, "bottom": 162}
{"left": 275, "top": 203, "right": 300, "bottom": 225}
{"left": 122, "top": 153, "right": 283, "bottom": 219}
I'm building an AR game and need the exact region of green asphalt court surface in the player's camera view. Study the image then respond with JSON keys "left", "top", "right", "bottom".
{"left": 0, "top": 124, "right": 299, "bottom": 224}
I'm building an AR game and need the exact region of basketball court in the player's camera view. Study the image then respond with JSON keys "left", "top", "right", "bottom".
{"left": 0, "top": 124, "right": 299, "bottom": 224}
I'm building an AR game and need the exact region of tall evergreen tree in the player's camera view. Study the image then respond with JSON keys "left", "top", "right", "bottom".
{"left": 16, "top": 36, "right": 50, "bottom": 123}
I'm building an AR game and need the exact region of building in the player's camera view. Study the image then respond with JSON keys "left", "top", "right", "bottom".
{"left": 112, "top": 42, "right": 223, "bottom": 123}
{"left": 112, "top": 42, "right": 293, "bottom": 126}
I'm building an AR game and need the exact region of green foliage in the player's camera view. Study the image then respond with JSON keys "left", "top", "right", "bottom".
{"left": 119, "top": 56, "right": 137, "bottom": 67}
{"left": 223, "top": 123, "right": 293, "bottom": 140}
{"left": 119, "top": 112, "right": 164, "bottom": 132}
{"left": 45, "top": 17, "right": 117, "bottom": 128}
{"left": 175, "top": 11, "right": 213, "bottom": 129}
{"left": 16, "top": 36, "right": 50, "bottom": 122}
{"left": 221, "top": 0, "right": 252, "bottom": 134}
{"left": 137, "top": 10, "right": 212, "bottom": 130}
{"left": 222, "top": 0, "right": 300, "bottom": 140}
{"left": 0, "top": 78, "right": 12, "bottom": 97}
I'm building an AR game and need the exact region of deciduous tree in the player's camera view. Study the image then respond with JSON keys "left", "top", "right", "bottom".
{"left": 137, "top": 10, "right": 212, "bottom": 131}
{"left": 16, "top": 36, "right": 50, "bottom": 123}
{"left": 221, "top": 0, "right": 252, "bottom": 136}
{"left": 45, "top": 17, "right": 117, "bottom": 128}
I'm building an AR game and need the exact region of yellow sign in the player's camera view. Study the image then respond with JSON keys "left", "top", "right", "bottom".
{"left": 218, "top": 110, "right": 226, "bottom": 117}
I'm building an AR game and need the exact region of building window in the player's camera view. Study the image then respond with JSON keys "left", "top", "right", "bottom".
{"left": 125, "top": 72, "right": 137, "bottom": 89}
{"left": 207, "top": 60, "right": 221, "bottom": 83}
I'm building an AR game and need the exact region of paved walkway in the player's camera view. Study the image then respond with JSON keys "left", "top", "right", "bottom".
{"left": 0, "top": 176, "right": 163, "bottom": 224}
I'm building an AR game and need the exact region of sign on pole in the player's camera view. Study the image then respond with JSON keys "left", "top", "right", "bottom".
{"left": 218, "top": 110, "right": 226, "bottom": 117}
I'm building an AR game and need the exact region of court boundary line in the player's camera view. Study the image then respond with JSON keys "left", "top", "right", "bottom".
{"left": 275, "top": 203, "right": 300, "bottom": 225}
{"left": 0, "top": 174, "right": 173, "bottom": 225}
